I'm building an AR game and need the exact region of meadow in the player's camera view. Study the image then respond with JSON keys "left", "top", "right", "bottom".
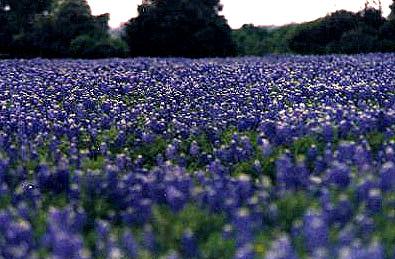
{"left": 1, "top": 54, "right": 395, "bottom": 258}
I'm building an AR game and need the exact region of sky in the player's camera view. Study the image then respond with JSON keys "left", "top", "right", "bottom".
{"left": 87, "top": 0, "right": 393, "bottom": 29}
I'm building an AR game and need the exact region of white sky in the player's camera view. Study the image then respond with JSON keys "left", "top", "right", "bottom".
{"left": 87, "top": 0, "right": 393, "bottom": 29}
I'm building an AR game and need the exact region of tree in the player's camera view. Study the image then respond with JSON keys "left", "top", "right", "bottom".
{"left": 3, "top": 0, "right": 53, "bottom": 31}
{"left": 359, "top": 6, "right": 385, "bottom": 30}
{"left": 29, "top": 14, "right": 62, "bottom": 57}
{"left": 94, "top": 13, "right": 111, "bottom": 38}
{"left": 31, "top": 0, "right": 115, "bottom": 57}
{"left": 288, "top": 8, "right": 389, "bottom": 54}
{"left": 289, "top": 10, "right": 362, "bottom": 54}
{"left": 0, "top": 0, "right": 54, "bottom": 55}
{"left": 124, "top": 0, "right": 236, "bottom": 57}
{"left": 70, "top": 35, "right": 128, "bottom": 58}
{"left": 388, "top": 0, "right": 395, "bottom": 20}
{"left": 52, "top": 0, "right": 96, "bottom": 55}
{"left": 0, "top": 0, "right": 128, "bottom": 58}
{"left": 336, "top": 29, "right": 380, "bottom": 53}
{"left": 0, "top": 5, "right": 12, "bottom": 54}
{"left": 232, "top": 25, "right": 271, "bottom": 56}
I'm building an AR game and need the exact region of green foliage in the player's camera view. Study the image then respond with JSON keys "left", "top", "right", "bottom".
{"left": 233, "top": 4, "right": 395, "bottom": 56}
{"left": 366, "top": 131, "right": 385, "bottom": 154}
{"left": 201, "top": 232, "right": 235, "bottom": 259}
{"left": 81, "top": 156, "right": 106, "bottom": 170}
{"left": 232, "top": 161, "right": 258, "bottom": 177}
{"left": 70, "top": 35, "right": 128, "bottom": 58}
{"left": 267, "top": 24, "right": 299, "bottom": 53}
{"left": 390, "top": 0, "right": 395, "bottom": 21}
{"left": 31, "top": 210, "right": 48, "bottom": 240}
{"left": 289, "top": 10, "right": 361, "bottom": 54}
{"left": 152, "top": 204, "right": 227, "bottom": 255}
{"left": 54, "top": 0, "right": 96, "bottom": 43}
{"left": 254, "top": 231, "right": 275, "bottom": 258}
{"left": 0, "top": 0, "right": 128, "bottom": 58}
{"left": 69, "top": 34, "right": 96, "bottom": 57}
{"left": 232, "top": 24, "right": 271, "bottom": 56}
{"left": 380, "top": 20, "right": 395, "bottom": 50}
{"left": 131, "top": 136, "right": 168, "bottom": 167}
{"left": 232, "top": 24, "right": 299, "bottom": 55}
{"left": 373, "top": 193, "right": 395, "bottom": 258}
{"left": 0, "top": 9, "right": 12, "bottom": 54}
{"left": 254, "top": 192, "right": 313, "bottom": 258}
{"left": 42, "top": 193, "right": 69, "bottom": 209}
{"left": 288, "top": 7, "right": 393, "bottom": 55}
{"left": 123, "top": 0, "right": 236, "bottom": 57}
{"left": 83, "top": 197, "right": 114, "bottom": 221}
{"left": 290, "top": 136, "right": 320, "bottom": 159}
{"left": 0, "top": 194, "right": 11, "bottom": 209}
{"left": 336, "top": 29, "right": 380, "bottom": 54}
{"left": 0, "top": 0, "right": 53, "bottom": 56}
{"left": 275, "top": 192, "right": 312, "bottom": 231}
{"left": 191, "top": 133, "right": 213, "bottom": 154}
{"left": 2, "top": 0, "right": 395, "bottom": 57}
{"left": 47, "top": 2, "right": 127, "bottom": 58}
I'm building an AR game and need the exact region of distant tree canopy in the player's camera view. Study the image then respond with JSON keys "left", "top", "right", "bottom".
{"left": 0, "top": 0, "right": 52, "bottom": 54}
{"left": 389, "top": 0, "right": 395, "bottom": 20}
{"left": 0, "top": 0, "right": 128, "bottom": 58}
{"left": 288, "top": 2, "right": 394, "bottom": 54}
{"left": 123, "top": 0, "right": 236, "bottom": 57}
{"left": 1, "top": 0, "right": 395, "bottom": 58}
{"left": 232, "top": 25, "right": 271, "bottom": 56}
{"left": 380, "top": 0, "right": 395, "bottom": 51}
{"left": 232, "top": 1, "right": 395, "bottom": 56}
{"left": 232, "top": 24, "right": 298, "bottom": 55}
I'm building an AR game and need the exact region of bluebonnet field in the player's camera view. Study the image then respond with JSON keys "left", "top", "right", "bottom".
{"left": 1, "top": 54, "right": 395, "bottom": 258}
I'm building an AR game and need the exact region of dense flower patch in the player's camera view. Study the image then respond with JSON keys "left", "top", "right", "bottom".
{"left": 1, "top": 54, "right": 395, "bottom": 258}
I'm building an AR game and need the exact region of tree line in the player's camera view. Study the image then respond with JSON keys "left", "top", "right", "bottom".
{"left": 1, "top": 0, "right": 395, "bottom": 58}
{"left": 234, "top": 1, "right": 395, "bottom": 55}
{"left": 0, "top": 0, "right": 235, "bottom": 58}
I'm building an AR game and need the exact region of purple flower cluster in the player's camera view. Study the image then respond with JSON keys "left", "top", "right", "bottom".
{"left": 1, "top": 54, "right": 395, "bottom": 257}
